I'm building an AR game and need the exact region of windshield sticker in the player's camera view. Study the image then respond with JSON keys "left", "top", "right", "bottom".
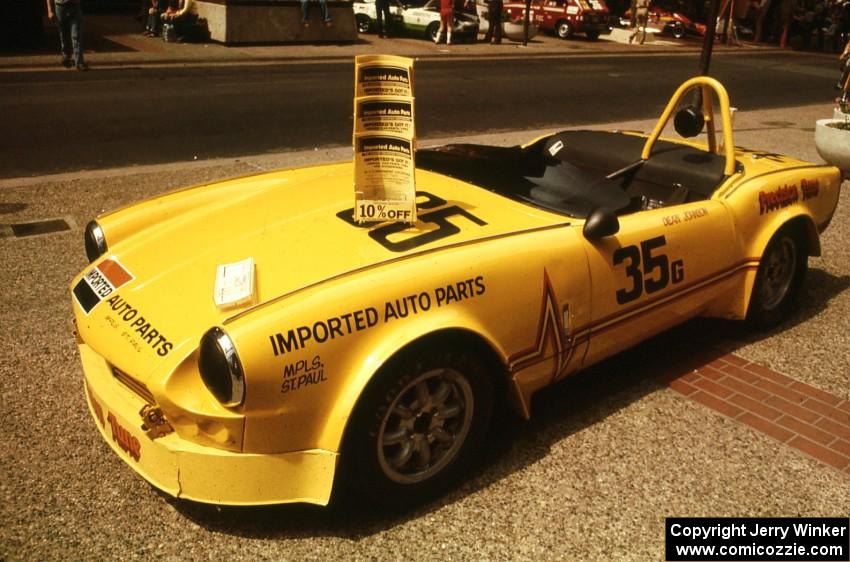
{"left": 73, "top": 258, "right": 134, "bottom": 315}
{"left": 269, "top": 276, "right": 486, "bottom": 357}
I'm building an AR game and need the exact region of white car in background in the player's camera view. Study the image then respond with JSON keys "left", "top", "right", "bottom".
{"left": 354, "top": 0, "right": 480, "bottom": 42}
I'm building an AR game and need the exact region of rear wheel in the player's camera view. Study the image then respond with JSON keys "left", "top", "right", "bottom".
{"left": 670, "top": 22, "right": 685, "bottom": 39}
{"left": 556, "top": 20, "right": 573, "bottom": 38}
{"left": 747, "top": 227, "right": 808, "bottom": 327}
{"left": 427, "top": 21, "right": 441, "bottom": 42}
{"left": 346, "top": 343, "right": 493, "bottom": 507}
{"left": 585, "top": 29, "right": 600, "bottom": 40}
{"left": 356, "top": 14, "right": 372, "bottom": 33}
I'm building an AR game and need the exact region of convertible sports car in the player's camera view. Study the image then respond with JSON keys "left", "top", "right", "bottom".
{"left": 72, "top": 77, "right": 842, "bottom": 508}
{"left": 353, "top": 0, "right": 480, "bottom": 42}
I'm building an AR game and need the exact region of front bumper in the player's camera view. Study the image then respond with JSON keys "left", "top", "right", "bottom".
{"left": 79, "top": 343, "right": 338, "bottom": 506}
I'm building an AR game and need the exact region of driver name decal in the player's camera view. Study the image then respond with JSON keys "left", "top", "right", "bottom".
{"left": 269, "top": 276, "right": 486, "bottom": 357}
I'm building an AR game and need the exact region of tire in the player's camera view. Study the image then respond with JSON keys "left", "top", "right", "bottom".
{"left": 670, "top": 22, "right": 685, "bottom": 39}
{"left": 556, "top": 19, "right": 572, "bottom": 39}
{"left": 346, "top": 343, "right": 494, "bottom": 508}
{"left": 427, "top": 21, "right": 440, "bottom": 42}
{"left": 356, "top": 14, "right": 372, "bottom": 33}
{"left": 585, "top": 30, "right": 600, "bottom": 40}
{"left": 747, "top": 226, "right": 808, "bottom": 327}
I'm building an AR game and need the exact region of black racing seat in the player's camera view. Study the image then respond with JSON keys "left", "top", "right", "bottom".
{"left": 521, "top": 136, "right": 632, "bottom": 217}
{"left": 543, "top": 130, "right": 729, "bottom": 203}
{"left": 415, "top": 130, "right": 731, "bottom": 218}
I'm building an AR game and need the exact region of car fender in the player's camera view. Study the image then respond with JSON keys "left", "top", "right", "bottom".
{"left": 323, "top": 308, "right": 511, "bottom": 453}
{"left": 718, "top": 164, "right": 841, "bottom": 317}
{"left": 233, "top": 288, "right": 512, "bottom": 456}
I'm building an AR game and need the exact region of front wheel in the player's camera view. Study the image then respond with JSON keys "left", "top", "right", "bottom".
{"left": 556, "top": 20, "right": 572, "bottom": 38}
{"left": 669, "top": 22, "right": 685, "bottom": 39}
{"left": 585, "top": 29, "right": 600, "bottom": 40}
{"left": 356, "top": 14, "right": 372, "bottom": 33}
{"left": 346, "top": 344, "right": 494, "bottom": 507}
{"left": 747, "top": 227, "right": 808, "bottom": 327}
{"left": 427, "top": 21, "right": 441, "bottom": 42}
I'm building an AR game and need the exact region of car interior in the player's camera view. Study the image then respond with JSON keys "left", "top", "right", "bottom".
{"left": 416, "top": 129, "right": 732, "bottom": 219}
{"left": 417, "top": 78, "right": 741, "bottom": 220}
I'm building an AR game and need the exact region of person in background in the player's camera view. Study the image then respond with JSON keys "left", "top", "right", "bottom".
{"left": 45, "top": 0, "right": 88, "bottom": 70}
{"left": 434, "top": 0, "right": 454, "bottom": 43}
{"left": 629, "top": 0, "right": 649, "bottom": 44}
{"left": 482, "top": 0, "right": 503, "bottom": 43}
{"left": 838, "top": 36, "right": 850, "bottom": 102}
{"left": 144, "top": 0, "right": 167, "bottom": 36}
{"left": 375, "top": 0, "right": 392, "bottom": 37}
{"left": 300, "top": 0, "right": 333, "bottom": 26}
{"left": 161, "top": 0, "right": 200, "bottom": 41}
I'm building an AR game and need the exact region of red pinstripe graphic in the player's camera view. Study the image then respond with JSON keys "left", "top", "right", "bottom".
{"left": 585, "top": 258, "right": 759, "bottom": 336}
{"left": 509, "top": 258, "right": 761, "bottom": 378}
{"left": 509, "top": 270, "right": 580, "bottom": 383}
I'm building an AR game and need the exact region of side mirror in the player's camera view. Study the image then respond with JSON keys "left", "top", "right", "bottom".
{"left": 583, "top": 207, "right": 619, "bottom": 240}
{"left": 674, "top": 105, "right": 705, "bottom": 138}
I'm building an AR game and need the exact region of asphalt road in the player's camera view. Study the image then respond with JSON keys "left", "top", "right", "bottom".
{"left": 0, "top": 51, "right": 840, "bottom": 177}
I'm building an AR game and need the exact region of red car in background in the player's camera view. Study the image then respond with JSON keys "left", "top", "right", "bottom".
{"left": 505, "top": 0, "right": 610, "bottom": 39}
{"left": 619, "top": 5, "right": 700, "bottom": 39}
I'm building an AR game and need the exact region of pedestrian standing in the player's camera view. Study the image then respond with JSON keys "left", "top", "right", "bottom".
{"left": 300, "top": 0, "right": 332, "bottom": 26}
{"left": 375, "top": 0, "right": 392, "bottom": 37}
{"left": 629, "top": 0, "right": 649, "bottom": 44}
{"left": 45, "top": 0, "right": 88, "bottom": 70}
{"left": 435, "top": 0, "right": 454, "bottom": 43}
{"left": 482, "top": 0, "right": 503, "bottom": 43}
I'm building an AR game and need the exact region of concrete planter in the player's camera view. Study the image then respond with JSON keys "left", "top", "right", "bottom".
{"left": 833, "top": 107, "right": 850, "bottom": 121}
{"left": 815, "top": 118, "right": 850, "bottom": 177}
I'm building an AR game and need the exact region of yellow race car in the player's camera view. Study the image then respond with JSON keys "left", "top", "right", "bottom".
{"left": 71, "top": 77, "right": 842, "bottom": 508}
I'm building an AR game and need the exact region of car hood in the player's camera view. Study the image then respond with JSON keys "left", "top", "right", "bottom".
{"left": 72, "top": 161, "right": 563, "bottom": 379}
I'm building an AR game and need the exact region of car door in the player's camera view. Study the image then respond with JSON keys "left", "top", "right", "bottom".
{"left": 404, "top": 3, "right": 434, "bottom": 31}
{"left": 507, "top": 226, "right": 593, "bottom": 412}
{"left": 581, "top": 200, "right": 740, "bottom": 367}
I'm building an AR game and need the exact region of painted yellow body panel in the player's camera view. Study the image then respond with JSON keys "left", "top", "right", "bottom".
{"left": 70, "top": 78, "right": 843, "bottom": 506}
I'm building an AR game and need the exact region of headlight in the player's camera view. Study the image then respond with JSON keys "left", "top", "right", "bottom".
{"left": 198, "top": 327, "right": 245, "bottom": 408}
{"left": 84, "top": 220, "right": 108, "bottom": 262}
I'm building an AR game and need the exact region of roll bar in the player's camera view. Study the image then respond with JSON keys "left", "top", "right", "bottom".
{"left": 641, "top": 76, "right": 737, "bottom": 177}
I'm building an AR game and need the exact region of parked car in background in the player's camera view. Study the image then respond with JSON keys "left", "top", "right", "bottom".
{"left": 619, "top": 5, "right": 699, "bottom": 39}
{"left": 505, "top": 0, "right": 610, "bottom": 39}
{"left": 354, "top": 0, "right": 480, "bottom": 41}
{"left": 475, "top": 0, "right": 539, "bottom": 40}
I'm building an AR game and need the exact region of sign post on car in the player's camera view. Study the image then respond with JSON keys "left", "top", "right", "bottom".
{"left": 352, "top": 55, "right": 418, "bottom": 224}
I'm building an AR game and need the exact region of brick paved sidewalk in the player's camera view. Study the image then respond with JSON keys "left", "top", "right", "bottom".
{"left": 670, "top": 355, "right": 850, "bottom": 474}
